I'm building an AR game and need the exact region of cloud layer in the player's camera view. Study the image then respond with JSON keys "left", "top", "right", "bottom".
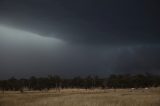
{"left": 0, "top": 0, "right": 160, "bottom": 79}
{"left": 0, "top": 0, "right": 159, "bottom": 45}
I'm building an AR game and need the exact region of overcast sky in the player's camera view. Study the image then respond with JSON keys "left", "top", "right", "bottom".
{"left": 0, "top": 0, "right": 160, "bottom": 79}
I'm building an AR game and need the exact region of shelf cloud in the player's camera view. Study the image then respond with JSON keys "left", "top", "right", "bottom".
{"left": 0, "top": 0, "right": 159, "bottom": 79}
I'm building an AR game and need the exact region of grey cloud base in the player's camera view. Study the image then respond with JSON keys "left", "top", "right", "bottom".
{"left": 0, "top": 0, "right": 160, "bottom": 79}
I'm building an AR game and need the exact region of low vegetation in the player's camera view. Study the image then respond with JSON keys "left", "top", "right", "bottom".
{"left": 0, "top": 88, "right": 160, "bottom": 106}
{"left": 0, "top": 74, "right": 160, "bottom": 106}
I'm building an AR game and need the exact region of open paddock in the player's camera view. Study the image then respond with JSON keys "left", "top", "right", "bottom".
{"left": 0, "top": 88, "right": 160, "bottom": 106}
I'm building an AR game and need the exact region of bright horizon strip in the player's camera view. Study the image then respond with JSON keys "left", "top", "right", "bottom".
{"left": 0, "top": 25, "right": 64, "bottom": 48}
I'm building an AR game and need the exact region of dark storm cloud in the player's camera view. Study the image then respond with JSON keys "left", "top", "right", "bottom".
{"left": 0, "top": 0, "right": 160, "bottom": 79}
{"left": 107, "top": 46, "right": 160, "bottom": 74}
{"left": 0, "top": 0, "right": 159, "bottom": 45}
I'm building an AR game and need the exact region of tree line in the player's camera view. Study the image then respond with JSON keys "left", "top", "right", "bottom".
{"left": 0, "top": 73, "right": 160, "bottom": 92}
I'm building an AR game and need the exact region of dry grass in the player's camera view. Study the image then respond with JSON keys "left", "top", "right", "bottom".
{"left": 0, "top": 88, "right": 160, "bottom": 106}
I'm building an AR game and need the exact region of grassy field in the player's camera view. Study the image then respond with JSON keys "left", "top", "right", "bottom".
{"left": 0, "top": 88, "right": 160, "bottom": 106}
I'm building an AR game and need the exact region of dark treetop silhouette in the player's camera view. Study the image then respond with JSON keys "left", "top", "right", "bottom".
{"left": 0, "top": 74, "right": 160, "bottom": 92}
